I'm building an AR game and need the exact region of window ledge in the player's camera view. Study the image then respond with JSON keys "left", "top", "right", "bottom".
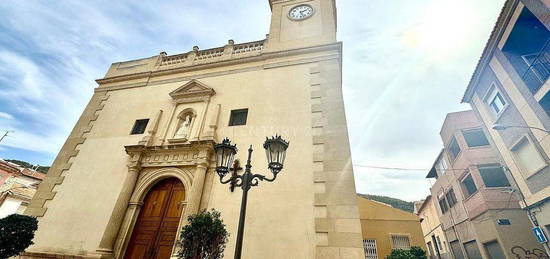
{"left": 167, "top": 138, "right": 188, "bottom": 143}
{"left": 493, "top": 104, "right": 510, "bottom": 123}
{"left": 466, "top": 145, "right": 491, "bottom": 150}
{"left": 463, "top": 190, "right": 480, "bottom": 202}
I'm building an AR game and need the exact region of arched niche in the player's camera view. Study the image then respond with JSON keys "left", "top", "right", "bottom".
{"left": 171, "top": 108, "right": 197, "bottom": 142}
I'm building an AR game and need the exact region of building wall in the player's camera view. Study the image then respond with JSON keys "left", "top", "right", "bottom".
{"left": 428, "top": 109, "right": 546, "bottom": 258}
{"left": 23, "top": 1, "right": 364, "bottom": 258}
{"left": 358, "top": 196, "right": 426, "bottom": 258}
{"left": 417, "top": 197, "right": 451, "bottom": 259}
{"left": 465, "top": 1, "right": 550, "bottom": 248}
{"left": 0, "top": 196, "right": 23, "bottom": 218}
{"left": 471, "top": 209, "right": 545, "bottom": 258}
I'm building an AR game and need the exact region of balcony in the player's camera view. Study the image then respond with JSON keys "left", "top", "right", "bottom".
{"left": 463, "top": 188, "right": 521, "bottom": 219}
{"left": 521, "top": 39, "right": 550, "bottom": 93}
{"left": 502, "top": 7, "right": 550, "bottom": 94}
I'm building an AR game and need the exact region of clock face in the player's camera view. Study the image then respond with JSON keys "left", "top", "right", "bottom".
{"left": 288, "top": 4, "right": 314, "bottom": 20}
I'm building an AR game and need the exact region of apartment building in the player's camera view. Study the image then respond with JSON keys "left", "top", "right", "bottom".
{"left": 416, "top": 194, "right": 451, "bottom": 259}
{"left": 461, "top": 0, "right": 550, "bottom": 255}
{"left": 426, "top": 110, "right": 544, "bottom": 259}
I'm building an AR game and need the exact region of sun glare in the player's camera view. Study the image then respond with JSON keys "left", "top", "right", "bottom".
{"left": 401, "top": 0, "right": 477, "bottom": 60}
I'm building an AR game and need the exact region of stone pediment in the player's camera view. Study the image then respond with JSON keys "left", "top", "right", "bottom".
{"left": 169, "top": 79, "right": 215, "bottom": 101}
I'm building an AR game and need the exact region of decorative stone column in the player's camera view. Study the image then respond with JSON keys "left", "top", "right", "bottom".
{"left": 94, "top": 163, "right": 141, "bottom": 258}
{"left": 182, "top": 161, "right": 208, "bottom": 218}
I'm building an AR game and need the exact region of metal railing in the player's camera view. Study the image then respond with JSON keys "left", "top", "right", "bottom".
{"left": 522, "top": 39, "right": 550, "bottom": 94}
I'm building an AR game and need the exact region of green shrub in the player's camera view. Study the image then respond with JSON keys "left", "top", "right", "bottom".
{"left": 387, "top": 246, "right": 427, "bottom": 259}
{"left": 178, "top": 209, "right": 229, "bottom": 259}
{"left": 387, "top": 249, "right": 415, "bottom": 259}
{"left": 0, "top": 214, "right": 38, "bottom": 258}
{"left": 409, "top": 246, "right": 427, "bottom": 259}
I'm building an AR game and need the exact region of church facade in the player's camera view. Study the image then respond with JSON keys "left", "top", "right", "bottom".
{"left": 23, "top": 0, "right": 364, "bottom": 258}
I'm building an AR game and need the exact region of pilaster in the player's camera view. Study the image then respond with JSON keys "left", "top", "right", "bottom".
{"left": 310, "top": 60, "right": 364, "bottom": 259}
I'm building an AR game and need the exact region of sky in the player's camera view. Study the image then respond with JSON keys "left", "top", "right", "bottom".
{"left": 0, "top": 0, "right": 505, "bottom": 201}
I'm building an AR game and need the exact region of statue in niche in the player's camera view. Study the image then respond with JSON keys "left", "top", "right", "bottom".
{"left": 174, "top": 114, "right": 193, "bottom": 140}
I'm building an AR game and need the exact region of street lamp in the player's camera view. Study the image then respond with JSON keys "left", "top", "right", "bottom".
{"left": 492, "top": 123, "right": 550, "bottom": 134}
{"left": 214, "top": 136, "right": 289, "bottom": 259}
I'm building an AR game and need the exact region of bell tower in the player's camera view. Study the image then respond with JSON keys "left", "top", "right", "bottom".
{"left": 265, "top": 0, "right": 337, "bottom": 51}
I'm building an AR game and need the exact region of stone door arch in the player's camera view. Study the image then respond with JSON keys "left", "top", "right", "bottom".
{"left": 114, "top": 167, "right": 194, "bottom": 258}
{"left": 124, "top": 177, "right": 185, "bottom": 259}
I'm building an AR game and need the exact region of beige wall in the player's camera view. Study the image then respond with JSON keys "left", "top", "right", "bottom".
{"left": 464, "top": 2, "right": 550, "bottom": 247}
{"left": 23, "top": 1, "right": 364, "bottom": 258}
{"left": 358, "top": 196, "right": 426, "bottom": 258}
{"left": 417, "top": 196, "right": 451, "bottom": 258}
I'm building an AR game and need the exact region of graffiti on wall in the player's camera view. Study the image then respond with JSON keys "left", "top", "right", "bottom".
{"left": 511, "top": 246, "right": 549, "bottom": 259}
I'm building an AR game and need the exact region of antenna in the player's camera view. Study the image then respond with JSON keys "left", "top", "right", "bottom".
{"left": 0, "top": 130, "right": 14, "bottom": 144}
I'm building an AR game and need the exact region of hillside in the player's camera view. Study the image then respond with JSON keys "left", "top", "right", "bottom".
{"left": 5, "top": 159, "right": 50, "bottom": 174}
{"left": 358, "top": 193, "right": 414, "bottom": 213}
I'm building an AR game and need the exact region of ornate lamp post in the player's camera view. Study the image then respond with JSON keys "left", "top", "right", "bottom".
{"left": 214, "top": 136, "right": 289, "bottom": 259}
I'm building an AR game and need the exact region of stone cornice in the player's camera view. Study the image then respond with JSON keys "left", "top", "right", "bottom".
{"left": 124, "top": 140, "right": 215, "bottom": 168}
{"left": 95, "top": 42, "right": 342, "bottom": 86}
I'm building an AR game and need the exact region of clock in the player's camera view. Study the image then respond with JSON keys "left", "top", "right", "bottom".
{"left": 288, "top": 4, "right": 314, "bottom": 21}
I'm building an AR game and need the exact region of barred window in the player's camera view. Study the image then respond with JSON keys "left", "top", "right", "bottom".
{"left": 391, "top": 235, "right": 411, "bottom": 250}
{"left": 229, "top": 109, "right": 248, "bottom": 126}
{"left": 363, "top": 239, "right": 378, "bottom": 259}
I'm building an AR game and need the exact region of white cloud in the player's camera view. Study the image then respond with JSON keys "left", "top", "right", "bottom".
{"left": 0, "top": 112, "right": 13, "bottom": 120}
{"left": 0, "top": 0, "right": 505, "bottom": 201}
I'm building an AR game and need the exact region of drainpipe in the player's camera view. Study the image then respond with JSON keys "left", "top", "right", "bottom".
{"left": 438, "top": 187, "right": 469, "bottom": 259}
{"left": 504, "top": 166, "right": 550, "bottom": 256}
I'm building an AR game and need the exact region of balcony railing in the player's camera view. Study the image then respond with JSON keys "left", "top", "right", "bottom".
{"left": 522, "top": 39, "right": 550, "bottom": 94}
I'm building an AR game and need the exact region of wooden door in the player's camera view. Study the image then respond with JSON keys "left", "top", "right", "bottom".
{"left": 125, "top": 178, "right": 185, "bottom": 259}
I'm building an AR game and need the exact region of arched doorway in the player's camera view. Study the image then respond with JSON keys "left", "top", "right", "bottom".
{"left": 125, "top": 177, "right": 185, "bottom": 259}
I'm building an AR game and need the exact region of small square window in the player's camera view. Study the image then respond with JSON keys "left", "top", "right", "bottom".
{"left": 229, "top": 109, "right": 248, "bottom": 126}
{"left": 130, "top": 119, "right": 149, "bottom": 135}
{"left": 511, "top": 136, "right": 547, "bottom": 178}
{"left": 484, "top": 83, "right": 508, "bottom": 117}
{"left": 461, "top": 174, "right": 478, "bottom": 197}
{"left": 463, "top": 129, "right": 490, "bottom": 147}
{"left": 490, "top": 93, "right": 507, "bottom": 115}
{"left": 391, "top": 235, "right": 411, "bottom": 250}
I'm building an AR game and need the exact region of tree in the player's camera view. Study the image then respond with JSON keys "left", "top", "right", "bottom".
{"left": 359, "top": 193, "right": 414, "bottom": 213}
{"left": 387, "top": 249, "right": 415, "bottom": 259}
{"left": 387, "top": 246, "right": 427, "bottom": 259}
{"left": 178, "top": 209, "right": 229, "bottom": 259}
{"left": 0, "top": 214, "right": 39, "bottom": 258}
{"left": 409, "top": 246, "right": 427, "bottom": 259}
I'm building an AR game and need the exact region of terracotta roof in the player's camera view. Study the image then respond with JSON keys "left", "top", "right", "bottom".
{"left": 0, "top": 159, "right": 46, "bottom": 180}
{"left": 0, "top": 159, "right": 20, "bottom": 174}
{"left": 20, "top": 168, "right": 46, "bottom": 180}
{"left": 462, "top": 0, "right": 518, "bottom": 103}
